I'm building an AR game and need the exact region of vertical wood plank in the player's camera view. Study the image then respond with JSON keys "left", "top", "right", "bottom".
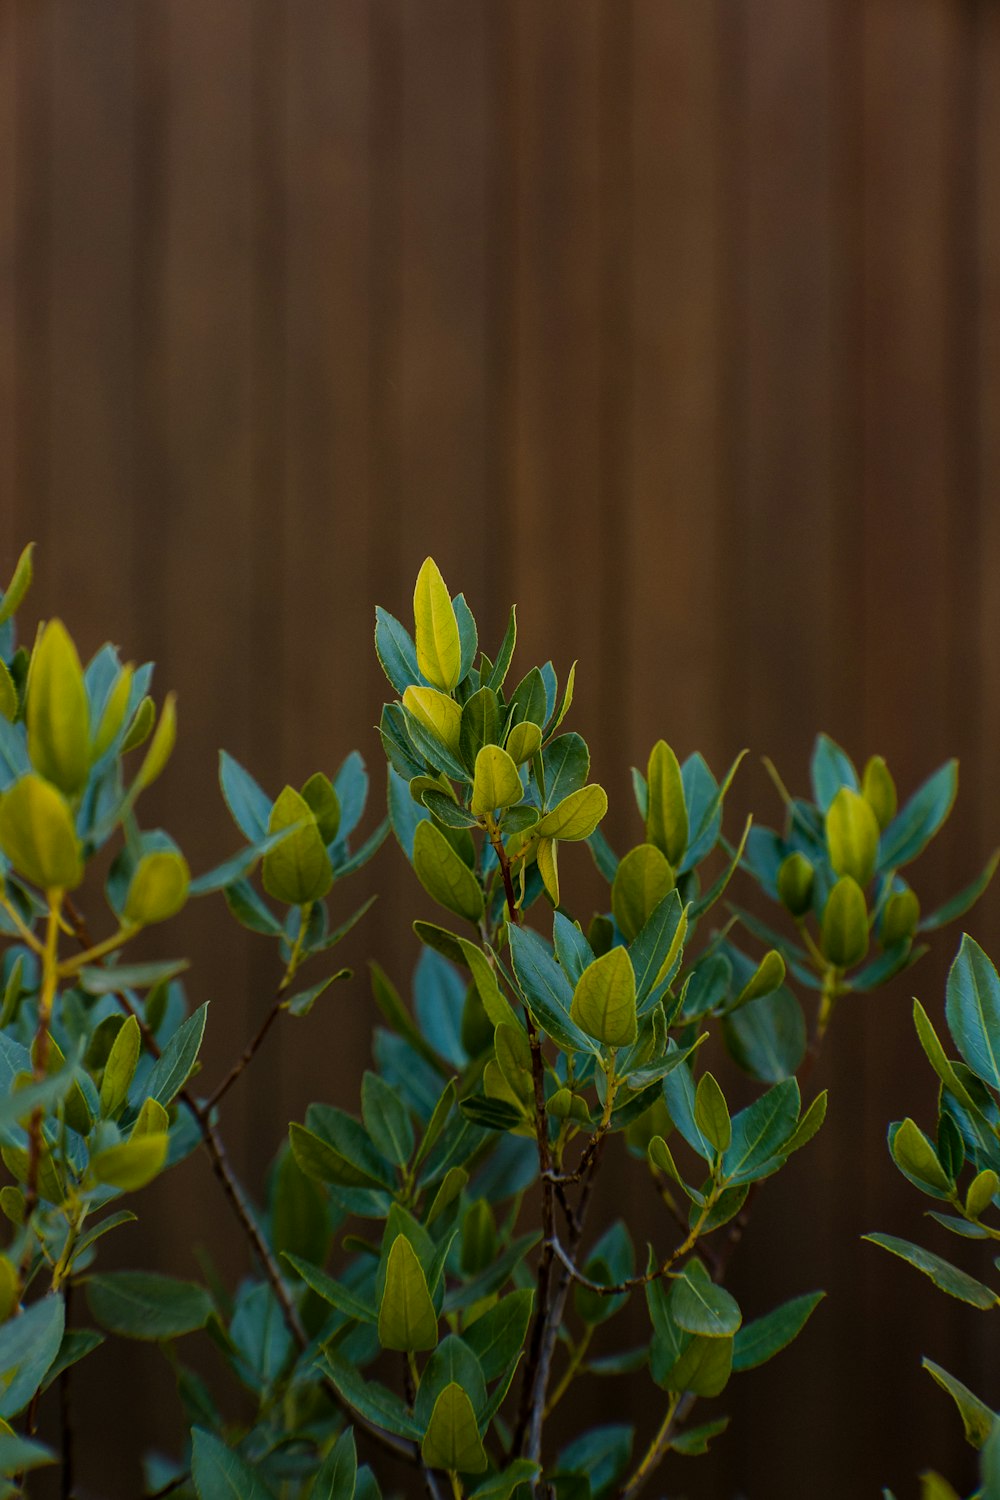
{"left": 0, "top": 0, "right": 16, "bottom": 567}
{"left": 860, "top": 2, "right": 973, "bottom": 1489}
{"left": 628, "top": 0, "right": 724, "bottom": 770}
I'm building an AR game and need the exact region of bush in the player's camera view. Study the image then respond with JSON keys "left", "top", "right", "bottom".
{"left": 0, "top": 545, "right": 994, "bottom": 1499}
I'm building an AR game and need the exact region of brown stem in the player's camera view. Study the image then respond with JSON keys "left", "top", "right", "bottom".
{"left": 60, "top": 896, "right": 420, "bottom": 1470}
{"left": 205, "top": 989, "right": 286, "bottom": 1112}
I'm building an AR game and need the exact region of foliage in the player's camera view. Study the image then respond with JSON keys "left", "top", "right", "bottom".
{"left": 872, "top": 937, "right": 1000, "bottom": 1500}
{"left": 0, "top": 544, "right": 992, "bottom": 1499}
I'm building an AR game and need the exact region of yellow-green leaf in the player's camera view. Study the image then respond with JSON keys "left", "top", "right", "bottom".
{"left": 378, "top": 1234, "right": 439, "bottom": 1352}
{"left": 777, "top": 852, "right": 814, "bottom": 917}
{"left": 412, "top": 820, "right": 483, "bottom": 925}
{"left": 130, "top": 1097, "right": 170, "bottom": 1140}
{"left": 881, "top": 888, "right": 920, "bottom": 947}
{"left": 26, "top": 619, "right": 91, "bottom": 795}
{"left": 820, "top": 876, "right": 869, "bottom": 968}
{"left": 570, "top": 946, "right": 637, "bottom": 1048}
{"left": 90, "top": 1134, "right": 168, "bottom": 1192}
{"left": 262, "top": 786, "right": 333, "bottom": 905}
{"left": 121, "top": 696, "right": 155, "bottom": 753}
{"left": 0, "top": 774, "right": 83, "bottom": 890}
{"left": 645, "top": 740, "right": 688, "bottom": 865}
{"left": 825, "top": 788, "right": 879, "bottom": 887}
{"left": 611, "top": 843, "right": 675, "bottom": 942}
{"left": 421, "top": 1383, "right": 488, "bottom": 1474}
{"left": 472, "top": 747, "right": 523, "bottom": 819}
{"left": 506, "top": 721, "right": 542, "bottom": 765}
{"left": 99, "top": 1014, "right": 141, "bottom": 1120}
{"left": 414, "top": 557, "right": 462, "bottom": 692}
{"left": 536, "top": 784, "right": 608, "bottom": 842}
{"left": 134, "top": 693, "right": 177, "bottom": 792}
{"left": 732, "top": 950, "right": 786, "bottom": 1008}
{"left": 403, "top": 685, "right": 463, "bottom": 757}
{"left": 123, "top": 850, "right": 191, "bottom": 925}
{"left": 0, "top": 541, "right": 35, "bottom": 626}
{"left": 93, "top": 665, "right": 134, "bottom": 758}
{"left": 301, "top": 772, "right": 341, "bottom": 844}
{"left": 862, "top": 754, "right": 897, "bottom": 831}
{"left": 0, "top": 659, "right": 16, "bottom": 723}
{"left": 536, "top": 836, "right": 559, "bottom": 906}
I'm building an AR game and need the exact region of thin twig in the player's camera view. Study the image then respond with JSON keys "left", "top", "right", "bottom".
{"left": 60, "top": 1281, "right": 75, "bottom": 1500}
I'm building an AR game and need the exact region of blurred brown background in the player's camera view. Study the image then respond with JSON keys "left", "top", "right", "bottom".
{"left": 2, "top": 0, "right": 1000, "bottom": 1494}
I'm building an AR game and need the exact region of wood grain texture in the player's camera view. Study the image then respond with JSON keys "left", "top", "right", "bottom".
{"left": 2, "top": 2, "right": 999, "bottom": 1493}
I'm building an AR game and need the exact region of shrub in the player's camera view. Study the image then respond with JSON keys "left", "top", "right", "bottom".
{"left": 0, "top": 545, "right": 993, "bottom": 1498}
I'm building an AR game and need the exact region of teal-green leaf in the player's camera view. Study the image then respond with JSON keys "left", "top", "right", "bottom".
{"left": 878, "top": 759, "right": 958, "bottom": 870}
{"left": 86, "top": 1271, "right": 213, "bottom": 1340}
{"left": 863, "top": 1232, "right": 998, "bottom": 1308}
{"left": 191, "top": 1428, "right": 277, "bottom": 1500}
{"left": 721, "top": 1078, "right": 800, "bottom": 1186}
{"left": 146, "top": 1003, "right": 208, "bottom": 1107}
{"left": 664, "top": 1332, "right": 733, "bottom": 1397}
{"left": 0, "top": 1294, "right": 64, "bottom": 1418}
{"left": 361, "top": 1070, "right": 414, "bottom": 1166}
{"left": 732, "top": 1291, "right": 825, "bottom": 1371}
{"left": 468, "top": 1461, "right": 540, "bottom": 1500}
{"left": 946, "top": 934, "right": 1000, "bottom": 1091}
{"left": 312, "top": 1427, "right": 358, "bottom": 1500}
{"left": 289, "top": 1122, "right": 390, "bottom": 1194}
{"left": 463, "top": 1289, "right": 534, "bottom": 1383}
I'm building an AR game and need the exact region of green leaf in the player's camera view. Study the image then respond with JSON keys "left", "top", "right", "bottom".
{"left": 783, "top": 1090, "right": 828, "bottom": 1155}
{"left": 191, "top": 1428, "right": 277, "bottom": 1500}
{"left": 0, "top": 542, "right": 34, "bottom": 626}
{"left": 722, "top": 988, "right": 806, "bottom": 1084}
{"left": 890, "top": 1118, "right": 953, "bottom": 1198}
{"left": 377, "top": 1234, "right": 439, "bottom": 1351}
{"left": 219, "top": 749, "right": 271, "bottom": 842}
{"left": 471, "top": 746, "right": 522, "bottom": 818}
{"left": 468, "top": 1461, "right": 540, "bottom": 1500}
{"left": 535, "top": 785, "right": 608, "bottom": 842}
{"left": 26, "top": 619, "right": 91, "bottom": 795}
{"left": 879, "top": 760, "right": 958, "bottom": 869}
{"left": 777, "top": 852, "right": 815, "bottom": 916}
{"left": 375, "top": 606, "right": 421, "bottom": 695}
{"left": 0, "top": 1294, "right": 64, "bottom": 1417}
{"left": 123, "top": 848, "right": 190, "bottom": 925}
{"left": 421, "top": 1384, "right": 488, "bottom": 1474}
{"left": 508, "top": 925, "right": 598, "bottom": 1054}
{"left": 912, "top": 998, "right": 978, "bottom": 1110}
{"left": 672, "top": 1260, "right": 741, "bottom": 1337}
{"left": 645, "top": 741, "right": 688, "bottom": 865}
{"left": 629, "top": 890, "right": 686, "bottom": 1004}
{"left": 542, "top": 733, "right": 590, "bottom": 808}
{"left": 946, "top": 934, "right": 1000, "bottom": 1091}
{"left": 289, "top": 1122, "right": 390, "bottom": 1194}
{"left": 732, "top": 1291, "right": 825, "bottom": 1371}
{"left": 301, "top": 772, "right": 341, "bottom": 844}
{"left": 505, "top": 721, "right": 541, "bottom": 765}
{"left": 0, "top": 660, "right": 16, "bottom": 723}
{"left": 133, "top": 692, "right": 177, "bottom": 792}
{"left": 312, "top": 1427, "right": 358, "bottom": 1500}
{"left": 863, "top": 1233, "right": 998, "bottom": 1308}
{"left": 282, "top": 1253, "right": 376, "bottom": 1324}
{"left": 414, "top": 557, "right": 463, "bottom": 692}
{"left": 664, "top": 1332, "right": 733, "bottom": 1397}
{"left": 921, "top": 850, "right": 1000, "bottom": 932}
{"left": 284, "top": 970, "right": 351, "bottom": 1018}
{"left": 460, "top": 687, "right": 501, "bottom": 769}
{"left": 262, "top": 786, "right": 333, "bottom": 906}
{"left": 486, "top": 607, "right": 517, "bottom": 693}
{"left": 694, "top": 1072, "right": 731, "bottom": 1154}
{"left": 412, "top": 820, "right": 483, "bottom": 925}
{"left": 611, "top": 844, "right": 674, "bottom": 943}
{"left": 362, "top": 1071, "right": 414, "bottom": 1166}
{"left": 463, "top": 1289, "right": 534, "bottom": 1382}
{"left": 721, "top": 1079, "right": 800, "bottom": 1186}
{"left": 120, "top": 695, "right": 154, "bottom": 753}
{"left": 731, "top": 950, "right": 786, "bottom": 1009}
{"left": 403, "top": 685, "right": 464, "bottom": 762}
{"left": 318, "top": 1351, "right": 421, "bottom": 1440}
{"left": 570, "top": 946, "right": 638, "bottom": 1048}
{"left": 820, "top": 876, "right": 869, "bottom": 968}
{"left": 670, "top": 1418, "right": 730, "bottom": 1457}
{"left": 90, "top": 1133, "right": 168, "bottom": 1191}
{"left": 86, "top": 1271, "right": 213, "bottom": 1340}
{"left": 0, "top": 1434, "right": 55, "bottom": 1474}
{"left": 922, "top": 1357, "right": 996, "bottom": 1448}
{"left": 881, "top": 888, "right": 920, "bottom": 947}
{"left": 0, "top": 774, "right": 83, "bottom": 890}
{"left": 825, "top": 787, "right": 880, "bottom": 887}
{"left": 146, "top": 1003, "right": 208, "bottom": 1106}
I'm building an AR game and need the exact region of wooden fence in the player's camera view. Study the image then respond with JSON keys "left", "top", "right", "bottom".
{"left": 2, "top": 0, "right": 1000, "bottom": 1493}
